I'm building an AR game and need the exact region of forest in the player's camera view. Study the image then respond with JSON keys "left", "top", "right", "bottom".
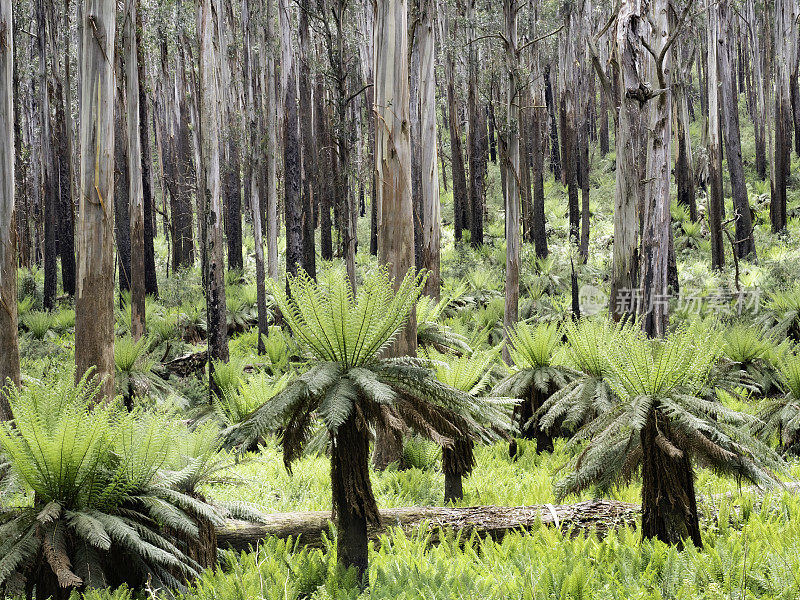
{"left": 2, "top": 0, "right": 800, "bottom": 597}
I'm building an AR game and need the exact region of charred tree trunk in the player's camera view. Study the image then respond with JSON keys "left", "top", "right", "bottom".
{"left": 281, "top": 0, "right": 302, "bottom": 279}
{"left": 136, "top": 8, "right": 157, "bottom": 297}
{"left": 466, "top": 0, "right": 486, "bottom": 247}
{"left": 718, "top": 0, "right": 756, "bottom": 260}
{"left": 125, "top": 0, "right": 146, "bottom": 340}
{"left": 544, "top": 65, "right": 561, "bottom": 179}
{"left": 442, "top": 439, "right": 475, "bottom": 504}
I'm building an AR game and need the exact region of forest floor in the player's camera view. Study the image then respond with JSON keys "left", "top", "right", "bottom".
{"left": 17, "top": 107, "right": 800, "bottom": 599}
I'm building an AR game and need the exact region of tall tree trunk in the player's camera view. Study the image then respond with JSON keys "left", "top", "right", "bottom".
{"left": 76, "top": 0, "right": 116, "bottom": 401}
{"left": 37, "top": 0, "right": 57, "bottom": 311}
{"left": 115, "top": 57, "right": 131, "bottom": 296}
{"left": 199, "top": 0, "right": 230, "bottom": 394}
{"left": 638, "top": 0, "right": 672, "bottom": 339}
{"left": 373, "top": 0, "right": 416, "bottom": 470}
{"left": 419, "top": 0, "right": 440, "bottom": 300}
{"left": 281, "top": 0, "right": 302, "bottom": 279}
{"left": 441, "top": 3, "right": 467, "bottom": 243}
{"left": 718, "top": 0, "right": 756, "bottom": 261}
{"left": 0, "top": 0, "right": 19, "bottom": 413}
{"left": 136, "top": 8, "right": 157, "bottom": 297}
{"left": 707, "top": 4, "right": 725, "bottom": 268}
{"left": 544, "top": 65, "right": 561, "bottom": 179}
{"left": 264, "top": 0, "right": 279, "bottom": 281}
{"left": 674, "top": 45, "right": 697, "bottom": 222}
{"left": 298, "top": 0, "right": 316, "bottom": 279}
{"left": 125, "top": 0, "right": 146, "bottom": 340}
{"left": 242, "top": 0, "right": 267, "bottom": 353}
{"left": 466, "top": 0, "right": 486, "bottom": 247}
{"left": 747, "top": 0, "right": 767, "bottom": 180}
{"left": 502, "top": 0, "right": 520, "bottom": 366}
{"left": 559, "top": 13, "right": 580, "bottom": 250}
{"left": 609, "top": 0, "right": 643, "bottom": 322}
{"left": 772, "top": 0, "right": 795, "bottom": 233}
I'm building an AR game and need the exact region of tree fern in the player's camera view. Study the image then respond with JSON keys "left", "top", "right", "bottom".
{"left": 0, "top": 370, "right": 228, "bottom": 597}
{"left": 227, "top": 268, "right": 510, "bottom": 581}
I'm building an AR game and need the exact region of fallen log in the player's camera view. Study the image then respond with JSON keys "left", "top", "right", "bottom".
{"left": 163, "top": 349, "right": 207, "bottom": 377}
{"left": 216, "top": 482, "right": 800, "bottom": 552}
{"left": 216, "top": 500, "right": 639, "bottom": 552}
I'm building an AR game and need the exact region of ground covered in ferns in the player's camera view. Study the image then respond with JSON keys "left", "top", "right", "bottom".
{"left": 15, "top": 121, "right": 800, "bottom": 599}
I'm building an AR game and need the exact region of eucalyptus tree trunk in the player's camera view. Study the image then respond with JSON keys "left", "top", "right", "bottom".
{"left": 125, "top": 0, "right": 146, "bottom": 340}
{"left": 530, "top": 57, "right": 548, "bottom": 258}
{"left": 280, "top": 0, "right": 302, "bottom": 279}
{"left": 373, "top": 0, "right": 416, "bottom": 471}
{"left": 543, "top": 65, "right": 561, "bottom": 178}
{"left": 707, "top": 4, "right": 725, "bottom": 268}
{"left": 0, "top": 0, "right": 19, "bottom": 412}
{"left": 419, "top": 0, "right": 440, "bottom": 300}
{"left": 674, "top": 43, "right": 697, "bottom": 221}
{"left": 198, "top": 0, "right": 229, "bottom": 385}
{"left": 242, "top": 0, "right": 267, "bottom": 353}
{"left": 746, "top": 0, "right": 767, "bottom": 180}
{"left": 219, "top": 4, "right": 244, "bottom": 274}
{"left": 502, "top": 0, "right": 520, "bottom": 365}
{"left": 441, "top": 2, "right": 468, "bottom": 242}
{"left": 298, "top": 0, "right": 316, "bottom": 279}
{"left": 772, "top": 0, "right": 795, "bottom": 233}
{"left": 136, "top": 7, "right": 157, "bottom": 297}
{"left": 717, "top": 0, "right": 756, "bottom": 260}
{"left": 37, "top": 0, "right": 57, "bottom": 311}
{"left": 609, "top": 0, "right": 644, "bottom": 321}
{"left": 466, "top": 0, "right": 486, "bottom": 247}
{"left": 76, "top": 0, "right": 116, "bottom": 401}
{"left": 264, "top": 0, "right": 279, "bottom": 281}
{"left": 559, "top": 7, "right": 580, "bottom": 250}
{"left": 50, "top": 0, "right": 76, "bottom": 299}
{"left": 638, "top": 0, "right": 672, "bottom": 339}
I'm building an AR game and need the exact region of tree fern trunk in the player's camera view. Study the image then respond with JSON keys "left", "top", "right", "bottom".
{"left": 443, "top": 439, "right": 474, "bottom": 503}
{"left": 332, "top": 413, "right": 376, "bottom": 588}
{"left": 640, "top": 410, "right": 702, "bottom": 548}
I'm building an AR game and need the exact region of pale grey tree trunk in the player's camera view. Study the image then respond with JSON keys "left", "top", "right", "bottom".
{"left": 76, "top": 0, "right": 116, "bottom": 401}
{"left": 419, "top": 0, "right": 440, "bottom": 300}
{"left": 502, "top": 0, "right": 520, "bottom": 364}
{"left": 198, "top": 0, "right": 229, "bottom": 387}
{"left": 373, "top": 0, "right": 416, "bottom": 470}
{"left": 0, "top": 0, "right": 19, "bottom": 413}
{"left": 707, "top": 4, "right": 725, "bottom": 269}
{"left": 609, "top": 0, "right": 644, "bottom": 321}
{"left": 638, "top": 0, "right": 672, "bottom": 338}
{"left": 125, "top": 0, "right": 146, "bottom": 340}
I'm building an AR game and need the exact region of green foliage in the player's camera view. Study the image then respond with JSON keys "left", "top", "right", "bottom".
{"left": 402, "top": 435, "right": 442, "bottom": 471}
{"left": 227, "top": 268, "right": 509, "bottom": 467}
{"left": 758, "top": 282, "right": 800, "bottom": 341}
{"left": 115, "top": 336, "right": 183, "bottom": 408}
{"left": 21, "top": 310, "right": 53, "bottom": 340}
{"left": 415, "top": 294, "right": 472, "bottom": 355}
{"left": 261, "top": 325, "right": 291, "bottom": 374}
{"left": 210, "top": 356, "right": 248, "bottom": 397}
{"left": 215, "top": 372, "right": 290, "bottom": 427}
{"left": 755, "top": 353, "right": 800, "bottom": 452}
{"left": 0, "top": 371, "right": 225, "bottom": 596}
{"left": 555, "top": 327, "right": 787, "bottom": 500}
